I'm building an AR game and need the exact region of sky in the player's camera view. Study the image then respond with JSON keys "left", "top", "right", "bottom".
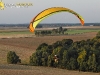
{"left": 0, "top": 0, "right": 100, "bottom": 24}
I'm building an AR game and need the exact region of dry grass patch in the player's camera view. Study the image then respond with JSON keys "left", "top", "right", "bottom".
{"left": 0, "top": 65, "right": 100, "bottom": 75}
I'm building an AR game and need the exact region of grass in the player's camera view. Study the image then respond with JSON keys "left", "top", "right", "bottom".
{"left": 0, "top": 31, "right": 33, "bottom": 35}
{"left": 0, "top": 64, "right": 100, "bottom": 75}
{"left": 65, "top": 29, "right": 100, "bottom": 34}
{"left": 0, "top": 28, "right": 99, "bottom": 36}
{"left": 0, "top": 30, "right": 34, "bottom": 39}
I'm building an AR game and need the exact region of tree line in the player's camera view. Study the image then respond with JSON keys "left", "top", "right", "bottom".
{"left": 7, "top": 31, "right": 100, "bottom": 72}
{"left": 30, "top": 31, "right": 100, "bottom": 72}
{"left": 35, "top": 27, "right": 68, "bottom": 36}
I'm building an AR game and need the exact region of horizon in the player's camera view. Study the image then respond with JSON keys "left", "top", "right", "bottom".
{"left": 0, "top": 22, "right": 100, "bottom": 25}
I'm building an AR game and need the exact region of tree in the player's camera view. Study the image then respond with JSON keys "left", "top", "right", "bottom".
{"left": 7, "top": 51, "right": 21, "bottom": 64}
{"left": 92, "top": 54, "right": 97, "bottom": 72}
{"left": 35, "top": 31, "right": 40, "bottom": 36}
{"left": 36, "top": 50, "right": 43, "bottom": 66}
{"left": 30, "top": 53, "right": 37, "bottom": 66}
{"left": 29, "top": 35, "right": 100, "bottom": 72}
{"left": 62, "top": 39, "right": 73, "bottom": 49}
{"left": 36, "top": 43, "right": 48, "bottom": 50}
{"left": 63, "top": 28, "right": 67, "bottom": 34}
{"left": 47, "top": 55, "right": 53, "bottom": 67}
{"left": 52, "top": 29, "right": 58, "bottom": 34}
{"left": 77, "top": 50, "right": 87, "bottom": 71}
{"left": 97, "top": 65, "right": 100, "bottom": 72}
{"left": 88, "top": 54, "right": 97, "bottom": 72}
{"left": 96, "top": 31, "right": 100, "bottom": 38}
{"left": 58, "top": 27, "right": 63, "bottom": 34}
{"left": 42, "top": 52, "right": 48, "bottom": 66}
{"left": 62, "top": 50, "right": 68, "bottom": 69}
{"left": 63, "top": 28, "right": 67, "bottom": 32}
{"left": 69, "top": 57, "right": 78, "bottom": 70}
{"left": 52, "top": 41, "right": 62, "bottom": 49}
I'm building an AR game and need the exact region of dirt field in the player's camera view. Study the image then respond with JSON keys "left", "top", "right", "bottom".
{"left": 0, "top": 32, "right": 98, "bottom": 64}
{"left": 0, "top": 64, "right": 100, "bottom": 75}
{"left": 0, "top": 31, "right": 99, "bottom": 75}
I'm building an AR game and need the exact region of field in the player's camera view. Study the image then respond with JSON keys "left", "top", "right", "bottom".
{"left": 0, "top": 26, "right": 100, "bottom": 75}
{"left": 0, "top": 32, "right": 98, "bottom": 64}
{"left": 0, "top": 64, "right": 100, "bottom": 75}
{"left": 65, "top": 29, "right": 100, "bottom": 34}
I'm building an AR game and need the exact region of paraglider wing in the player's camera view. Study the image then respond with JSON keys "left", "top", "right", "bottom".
{"left": 29, "top": 7, "right": 84, "bottom": 32}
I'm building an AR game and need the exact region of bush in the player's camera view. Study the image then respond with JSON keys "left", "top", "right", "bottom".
{"left": 7, "top": 51, "right": 21, "bottom": 64}
{"left": 96, "top": 31, "right": 100, "bottom": 38}
{"left": 97, "top": 65, "right": 100, "bottom": 72}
